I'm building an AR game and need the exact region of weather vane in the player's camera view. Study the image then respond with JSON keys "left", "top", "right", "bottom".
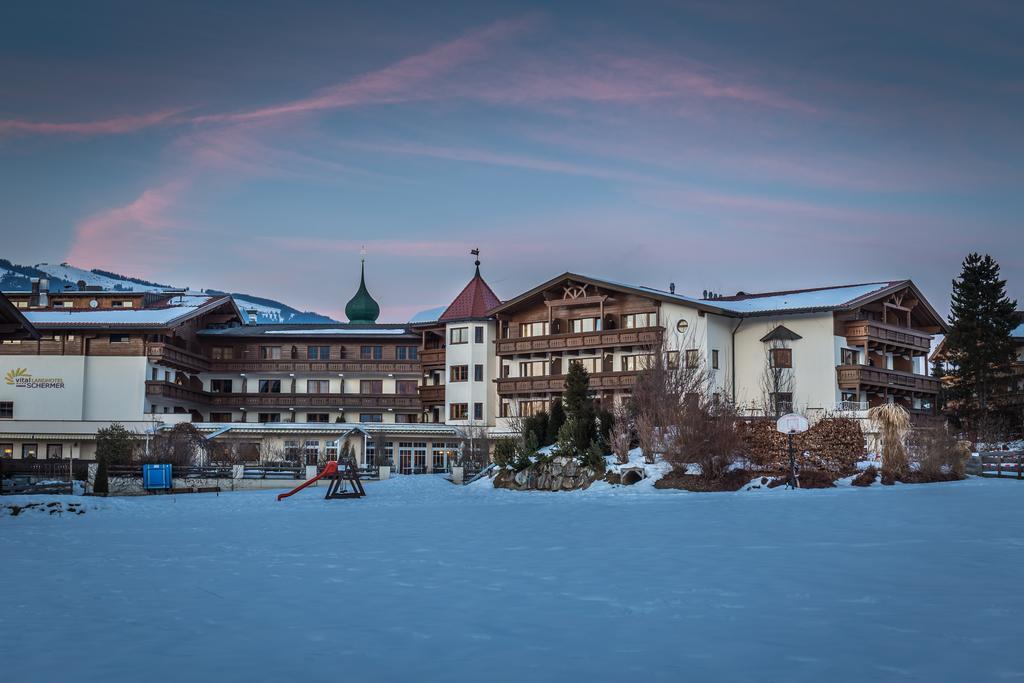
{"left": 471, "top": 247, "right": 480, "bottom": 267}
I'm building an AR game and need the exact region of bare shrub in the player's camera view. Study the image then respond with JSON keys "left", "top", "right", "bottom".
{"left": 669, "top": 400, "right": 744, "bottom": 481}
{"left": 610, "top": 403, "right": 632, "bottom": 465}
{"left": 143, "top": 423, "right": 211, "bottom": 467}
{"left": 909, "top": 421, "right": 969, "bottom": 481}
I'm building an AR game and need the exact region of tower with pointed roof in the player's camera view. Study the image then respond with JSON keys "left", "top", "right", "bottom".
{"left": 345, "top": 252, "right": 380, "bottom": 324}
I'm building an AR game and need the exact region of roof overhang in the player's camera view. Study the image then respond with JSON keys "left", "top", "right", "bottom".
{"left": 0, "top": 293, "right": 40, "bottom": 340}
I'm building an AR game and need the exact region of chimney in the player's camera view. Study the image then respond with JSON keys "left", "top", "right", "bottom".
{"left": 29, "top": 278, "right": 40, "bottom": 307}
{"left": 669, "top": 282, "right": 676, "bottom": 295}
{"left": 38, "top": 278, "right": 49, "bottom": 307}
{"left": 246, "top": 308, "right": 259, "bottom": 324}
{"left": 702, "top": 289, "right": 708, "bottom": 299}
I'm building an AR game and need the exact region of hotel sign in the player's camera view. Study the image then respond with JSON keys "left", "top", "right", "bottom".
{"left": 5, "top": 367, "right": 65, "bottom": 389}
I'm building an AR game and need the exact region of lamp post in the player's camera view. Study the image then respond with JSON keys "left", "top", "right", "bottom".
{"left": 776, "top": 413, "right": 809, "bottom": 490}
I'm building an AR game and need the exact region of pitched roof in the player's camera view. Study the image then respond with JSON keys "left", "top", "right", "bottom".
{"left": 760, "top": 325, "right": 803, "bottom": 342}
{"left": 23, "top": 294, "right": 242, "bottom": 329}
{"left": 438, "top": 265, "right": 502, "bottom": 321}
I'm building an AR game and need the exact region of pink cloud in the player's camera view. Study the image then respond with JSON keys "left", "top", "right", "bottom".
{"left": 65, "top": 180, "right": 188, "bottom": 271}
{"left": 0, "top": 109, "right": 183, "bottom": 136}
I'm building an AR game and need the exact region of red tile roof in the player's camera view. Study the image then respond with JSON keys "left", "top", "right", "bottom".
{"left": 439, "top": 267, "right": 502, "bottom": 321}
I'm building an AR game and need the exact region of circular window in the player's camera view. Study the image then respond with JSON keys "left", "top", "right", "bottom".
{"left": 676, "top": 319, "right": 689, "bottom": 333}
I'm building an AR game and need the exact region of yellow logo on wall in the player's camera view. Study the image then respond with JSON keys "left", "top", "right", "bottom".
{"left": 4, "top": 367, "right": 64, "bottom": 389}
{"left": 4, "top": 368, "right": 27, "bottom": 385}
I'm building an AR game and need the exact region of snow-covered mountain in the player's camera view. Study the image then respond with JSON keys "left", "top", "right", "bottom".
{"left": 0, "top": 260, "right": 335, "bottom": 324}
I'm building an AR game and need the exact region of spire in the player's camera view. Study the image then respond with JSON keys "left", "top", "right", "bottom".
{"left": 345, "top": 251, "right": 380, "bottom": 324}
{"left": 438, "top": 250, "right": 501, "bottom": 321}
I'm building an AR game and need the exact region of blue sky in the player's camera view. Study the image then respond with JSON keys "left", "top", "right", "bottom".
{"left": 1, "top": 1, "right": 1021, "bottom": 320}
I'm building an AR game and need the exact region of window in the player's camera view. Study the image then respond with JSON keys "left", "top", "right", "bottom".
{"left": 54, "top": 300, "right": 73, "bottom": 308}
{"left": 212, "top": 346, "right": 234, "bottom": 360}
{"left": 109, "top": 334, "right": 130, "bottom": 343}
{"left": 111, "top": 300, "right": 133, "bottom": 308}
{"left": 622, "top": 312, "right": 657, "bottom": 329}
{"left": 570, "top": 317, "right": 601, "bottom": 333}
{"left": 258, "top": 413, "right": 281, "bottom": 423}
{"left": 519, "top": 360, "right": 547, "bottom": 377}
{"left": 307, "top": 345, "right": 330, "bottom": 360}
{"left": 474, "top": 364, "right": 484, "bottom": 382}
{"left": 360, "top": 345, "right": 383, "bottom": 360}
{"left": 1, "top": 443, "right": 12, "bottom": 458}
{"left": 396, "top": 380, "right": 419, "bottom": 395}
{"left": 474, "top": 402, "right": 484, "bottom": 420}
{"left": 450, "top": 327, "right": 469, "bottom": 344}
{"left": 46, "top": 444, "right": 63, "bottom": 460}
{"left": 770, "top": 348, "right": 793, "bottom": 369}
{"left": 500, "top": 400, "right": 512, "bottom": 418}
{"left": 14, "top": 300, "right": 27, "bottom": 308}
{"left": 449, "top": 403, "right": 469, "bottom": 420}
{"left": 209, "top": 412, "right": 233, "bottom": 422}
{"left": 841, "top": 348, "right": 860, "bottom": 365}
{"left": 359, "top": 413, "right": 383, "bottom": 423}
{"left": 667, "top": 351, "right": 680, "bottom": 369}
{"left": 258, "top": 380, "right": 281, "bottom": 393}
{"left": 518, "top": 399, "right": 547, "bottom": 417}
{"left": 397, "top": 346, "right": 418, "bottom": 360}
{"left": 306, "top": 413, "right": 330, "bottom": 423}
{"left": 284, "top": 440, "right": 301, "bottom": 460}
{"left": 450, "top": 365, "right": 469, "bottom": 382}
{"left": 570, "top": 357, "right": 601, "bottom": 373}
{"left": 260, "top": 346, "right": 281, "bottom": 360}
{"left": 395, "top": 413, "right": 420, "bottom": 423}
{"left": 474, "top": 326, "right": 484, "bottom": 343}
{"left": 360, "top": 380, "right": 383, "bottom": 394}
{"left": 712, "top": 350, "right": 720, "bottom": 370}
{"left": 0, "top": 401, "right": 12, "bottom": 419}
{"left": 519, "top": 321, "right": 549, "bottom": 338}
{"left": 303, "top": 440, "right": 320, "bottom": 466}
{"left": 22, "top": 443, "right": 39, "bottom": 459}
{"left": 772, "top": 393, "right": 793, "bottom": 415}
{"left": 307, "top": 379, "right": 330, "bottom": 393}
{"left": 685, "top": 349, "right": 700, "bottom": 369}
{"left": 676, "top": 319, "right": 689, "bottom": 333}
{"left": 622, "top": 354, "right": 654, "bottom": 371}
{"left": 210, "top": 379, "right": 233, "bottom": 393}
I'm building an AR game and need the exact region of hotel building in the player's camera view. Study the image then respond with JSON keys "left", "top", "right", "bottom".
{"left": 0, "top": 262, "right": 946, "bottom": 466}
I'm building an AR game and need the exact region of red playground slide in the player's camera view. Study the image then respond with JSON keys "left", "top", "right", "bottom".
{"left": 276, "top": 461, "right": 338, "bottom": 501}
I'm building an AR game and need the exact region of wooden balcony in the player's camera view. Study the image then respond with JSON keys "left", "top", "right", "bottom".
{"left": 419, "top": 348, "right": 445, "bottom": 368}
{"left": 145, "top": 380, "right": 210, "bottom": 404}
{"left": 418, "top": 384, "right": 445, "bottom": 405}
{"left": 146, "top": 343, "right": 210, "bottom": 372}
{"left": 208, "top": 392, "right": 421, "bottom": 409}
{"left": 844, "top": 320, "right": 931, "bottom": 354}
{"left": 208, "top": 360, "right": 420, "bottom": 374}
{"left": 497, "top": 371, "right": 639, "bottom": 395}
{"left": 496, "top": 327, "right": 663, "bottom": 356}
{"left": 835, "top": 365, "right": 940, "bottom": 394}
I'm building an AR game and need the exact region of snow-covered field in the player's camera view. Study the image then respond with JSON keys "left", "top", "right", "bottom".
{"left": 2, "top": 476, "right": 1022, "bottom": 682}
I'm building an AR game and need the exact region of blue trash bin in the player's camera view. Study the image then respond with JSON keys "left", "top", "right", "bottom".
{"left": 143, "top": 464, "right": 172, "bottom": 490}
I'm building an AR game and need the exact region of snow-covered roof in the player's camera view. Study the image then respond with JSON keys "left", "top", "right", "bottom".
{"left": 189, "top": 422, "right": 463, "bottom": 436}
{"left": 24, "top": 294, "right": 234, "bottom": 328}
{"left": 700, "top": 282, "right": 895, "bottom": 314}
{"left": 409, "top": 306, "right": 447, "bottom": 324}
{"left": 1012, "top": 322, "right": 1024, "bottom": 339}
{"left": 200, "top": 323, "right": 416, "bottom": 338}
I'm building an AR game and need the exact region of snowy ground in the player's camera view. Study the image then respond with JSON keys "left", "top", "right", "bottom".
{"left": 2, "top": 476, "right": 1023, "bottom": 682}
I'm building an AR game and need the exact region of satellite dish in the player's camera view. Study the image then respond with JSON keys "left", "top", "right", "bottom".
{"left": 89, "top": 299, "right": 99, "bottom": 309}
{"left": 776, "top": 413, "right": 809, "bottom": 435}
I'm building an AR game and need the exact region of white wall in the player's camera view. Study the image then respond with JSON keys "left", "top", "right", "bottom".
{"left": 444, "top": 320, "right": 496, "bottom": 426}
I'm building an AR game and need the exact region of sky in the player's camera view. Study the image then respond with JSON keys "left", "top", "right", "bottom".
{"left": 1, "top": 0, "right": 1022, "bottom": 322}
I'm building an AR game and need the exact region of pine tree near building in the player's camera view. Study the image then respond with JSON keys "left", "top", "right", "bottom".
{"left": 546, "top": 398, "right": 566, "bottom": 445}
{"left": 557, "top": 362, "right": 601, "bottom": 467}
{"left": 944, "top": 253, "right": 1018, "bottom": 423}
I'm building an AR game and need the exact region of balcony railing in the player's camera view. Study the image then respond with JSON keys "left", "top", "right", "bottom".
{"left": 146, "top": 342, "right": 211, "bottom": 372}
{"left": 497, "top": 370, "right": 639, "bottom": 394}
{"left": 145, "top": 380, "right": 211, "bottom": 404}
{"left": 208, "top": 360, "right": 420, "bottom": 374}
{"left": 495, "top": 327, "right": 662, "bottom": 355}
{"left": 419, "top": 348, "right": 445, "bottom": 367}
{"left": 844, "top": 320, "right": 931, "bottom": 353}
{"left": 418, "top": 384, "right": 445, "bottom": 404}
{"left": 208, "top": 392, "right": 421, "bottom": 409}
{"left": 835, "top": 365, "right": 940, "bottom": 394}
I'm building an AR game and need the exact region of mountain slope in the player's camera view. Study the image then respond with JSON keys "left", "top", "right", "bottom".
{"left": 0, "top": 260, "right": 335, "bottom": 324}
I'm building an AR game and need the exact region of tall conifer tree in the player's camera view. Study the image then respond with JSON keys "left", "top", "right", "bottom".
{"left": 945, "top": 253, "right": 1017, "bottom": 416}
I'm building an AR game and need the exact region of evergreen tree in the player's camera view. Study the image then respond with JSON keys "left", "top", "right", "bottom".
{"left": 546, "top": 399, "right": 566, "bottom": 445}
{"left": 945, "top": 253, "right": 1018, "bottom": 417}
{"left": 557, "top": 363, "right": 599, "bottom": 456}
{"left": 93, "top": 459, "right": 109, "bottom": 495}
{"left": 96, "top": 423, "right": 139, "bottom": 465}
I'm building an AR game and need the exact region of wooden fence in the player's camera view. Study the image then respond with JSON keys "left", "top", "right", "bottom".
{"left": 967, "top": 451, "right": 1024, "bottom": 479}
